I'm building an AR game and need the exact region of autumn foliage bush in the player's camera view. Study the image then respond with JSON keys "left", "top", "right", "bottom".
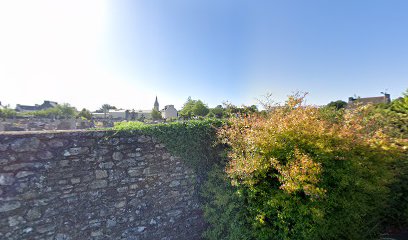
{"left": 203, "top": 94, "right": 406, "bottom": 240}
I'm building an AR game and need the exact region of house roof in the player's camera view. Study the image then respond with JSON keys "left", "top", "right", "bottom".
{"left": 15, "top": 100, "right": 59, "bottom": 112}
{"left": 16, "top": 105, "right": 40, "bottom": 111}
{"left": 349, "top": 96, "right": 390, "bottom": 105}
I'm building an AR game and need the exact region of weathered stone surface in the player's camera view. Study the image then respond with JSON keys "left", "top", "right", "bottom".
{"left": 0, "top": 143, "right": 8, "bottom": 151}
{"left": 63, "top": 147, "right": 89, "bottom": 156}
{"left": 90, "top": 180, "right": 108, "bottom": 189}
{"left": 112, "top": 152, "right": 123, "bottom": 161}
{"left": 26, "top": 208, "right": 42, "bottom": 220}
{"left": 95, "top": 170, "right": 108, "bottom": 179}
{"left": 128, "top": 168, "right": 143, "bottom": 177}
{"left": 47, "top": 139, "right": 66, "bottom": 148}
{"left": 0, "top": 201, "right": 21, "bottom": 212}
{"left": 99, "top": 161, "right": 114, "bottom": 169}
{"left": 37, "top": 151, "right": 54, "bottom": 160}
{"left": 70, "top": 178, "right": 80, "bottom": 184}
{"left": 0, "top": 173, "right": 15, "bottom": 185}
{"left": 8, "top": 216, "right": 25, "bottom": 227}
{"left": 15, "top": 171, "right": 34, "bottom": 178}
{"left": 0, "top": 130, "right": 205, "bottom": 240}
{"left": 10, "top": 138, "right": 40, "bottom": 152}
{"left": 3, "top": 163, "right": 41, "bottom": 171}
{"left": 169, "top": 180, "right": 180, "bottom": 187}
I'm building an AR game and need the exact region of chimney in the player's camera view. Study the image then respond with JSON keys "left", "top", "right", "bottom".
{"left": 384, "top": 94, "right": 391, "bottom": 103}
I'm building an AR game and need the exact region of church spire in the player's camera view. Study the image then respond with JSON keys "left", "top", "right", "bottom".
{"left": 154, "top": 96, "right": 159, "bottom": 111}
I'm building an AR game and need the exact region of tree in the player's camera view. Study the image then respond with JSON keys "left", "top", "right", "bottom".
{"left": 390, "top": 89, "right": 408, "bottom": 114}
{"left": 327, "top": 100, "right": 347, "bottom": 110}
{"left": 179, "top": 97, "right": 210, "bottom": 119}
{"left": 209, "top": 105, "right": 225, "bottom": 118}
{"left": 56, "top": 104, "right": 77, "bottom": 118}
{"left": 151, "top": 109, "right": 162, "bottom": 120}
{"left": 77, "top": 108, "right": 92, "bottom": 120}
{"left": 96, "top": 104, "right": 117, "bottom": 113}
{"left": 179, "top": 97, "right": 195, "bottom": 119}
{"left": 192, "top": 100, "right": 210, "bottom": 117}
{"left": 0, "top": 107, "right": 17, "bottom": 119}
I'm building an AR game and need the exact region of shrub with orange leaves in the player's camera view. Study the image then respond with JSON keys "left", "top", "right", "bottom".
{"left": 208, "top": 93, "right": 405, "bottom": 240}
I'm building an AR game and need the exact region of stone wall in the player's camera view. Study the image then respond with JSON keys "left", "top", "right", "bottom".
{"left": 0, "top": 130, "right": 205, "bottom": 239}
{"left": 0, "top": 118, "right": 91, "bottom": 131}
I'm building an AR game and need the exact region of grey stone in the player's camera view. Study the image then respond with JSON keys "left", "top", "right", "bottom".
{"left": 128, "top": 168, "right": 143, "bottom": 177}
{"left": 70, "top": 178, "right": 81, "bottom": 184}
{"left": 136, "top": 190, "right": 145, "bottom": 197}
{"left": 143, "top": 167, "right": 150, "bottom": 175}
{"left": 116, "top": 186, "right": 128, "bottom": 193}
{"left": 37, "top": 224, "right": 56, "bottom": 234}
{"left": 95, "top": 170, "right": 108, "bottom": 179}
{"left": 8, "top": 215, "right": 25, "bottom": 227}
{"left": 55, "top": 233, "right": 71, "bottom": 240}
{"left": 37, "top": 151, "right": 54, "bottom": 160}
{"left": 58, "top": 180, "right": 68, "bottom": 185}
{"left": 155, "top": 144, "right": 165, "bottom": 149}
{"left": 91, "top": 230, "right": 103, "bottom": 237}
{"left": 60, "top": 160, "right": 70, "bottom": 167}
{"left": 162, "top": 152, "right": 171, "bottom": 160}
{"left": 169, "top": 180, "right": 180, "bottom": 187}
{"left": 4, "top": 162, "right": 41, "bottom": 171}
{"left": 47, "top": 139, "right": 65, "bottom": 148}
{"left": 0, "top": 173, "right": 15, "bottom": 185}
{"left": 137, "top": 135, "right": 150, "bottom": 143}
{"left": 10, "top": 138, "right": 40, "bottom": 152}
{"left": 63, "top": 147, "right": 89, "bottom": 156}
{"left": 16, "top": 171, "right": 34, "bottom": 178}
{"left": 106, "top": 219, "right": 117, "bottom": 228}
{"left": 137, "top": 226, "right": 146, "bottom": 232}
{"left": 26, "top": 208, "right": 42, "bottom": 220}
{"left": 99, "top": 161, "right": 114, "bottom": 169}
{"left": 167, "top": 210, "right": 182, "bottom": 218}
{"left": 0, "top": 201, "right": 21, "bottom": 212}
{"left": 23, "top": 227, "right": 33, "bottom": 233}
{"left": 108, "top": 138, "right": 120, "bottom": 145}
{"left": 0, "top": 143, "right": 8, "bottom": 151}
{"left": 115, "top": 201, "right": 126, "bottom": 208}
{"left": 112, "top": 152, "right": 123, "bottom": 161}
{"left": 90, "top": 180, "right": 107, "bottom": 189}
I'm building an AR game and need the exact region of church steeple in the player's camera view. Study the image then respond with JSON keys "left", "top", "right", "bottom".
{"left": 154, "top": 96, "right": 159, "bottom": 111}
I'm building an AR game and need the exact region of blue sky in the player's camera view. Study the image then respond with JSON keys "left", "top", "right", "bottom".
{"left": 0, "top": 0, "right": 407, "bottom": 110}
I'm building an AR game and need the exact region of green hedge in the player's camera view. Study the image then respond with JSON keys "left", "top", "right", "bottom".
{"left": 114, "top": 119, "right": 225, "bottom": 175}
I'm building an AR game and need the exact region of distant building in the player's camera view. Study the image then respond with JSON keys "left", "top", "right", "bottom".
{"left": 91, "top": 97, "right": 176, "bottom": 121}
{"left": 154, "top": 96, "right": 159, "bottom": 111}
{"left": 161, "top": 105, "right": 178, "bottom": 119}
{"left": 348, "top": 94, "right": 391, "bottom": 106}
{"left": 92, "top": 110, "right": 128, "bottom": 119}
{"left": 15, "top": 100, "right": 58, "bottom": 112}
{"left": 92, "top": 109, "right": 152, "bottom": 120}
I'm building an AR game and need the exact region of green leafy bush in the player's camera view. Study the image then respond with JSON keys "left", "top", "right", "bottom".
{"left": 0, "top": 108, "right": 17, "bottom": 119}
{"left": 210, "top": 94, "right": 405, "bottom": 240}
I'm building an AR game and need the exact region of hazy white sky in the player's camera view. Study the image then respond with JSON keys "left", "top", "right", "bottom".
{"left": 1, "top": 1, "right": 407, "bottom": 111}
{"left": 0, "top": 0, "right": 155, "bottom": 111}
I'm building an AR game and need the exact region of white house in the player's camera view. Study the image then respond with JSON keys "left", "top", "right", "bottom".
{"left": 161, "top": 105, "right": 178, "bottom": 119}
